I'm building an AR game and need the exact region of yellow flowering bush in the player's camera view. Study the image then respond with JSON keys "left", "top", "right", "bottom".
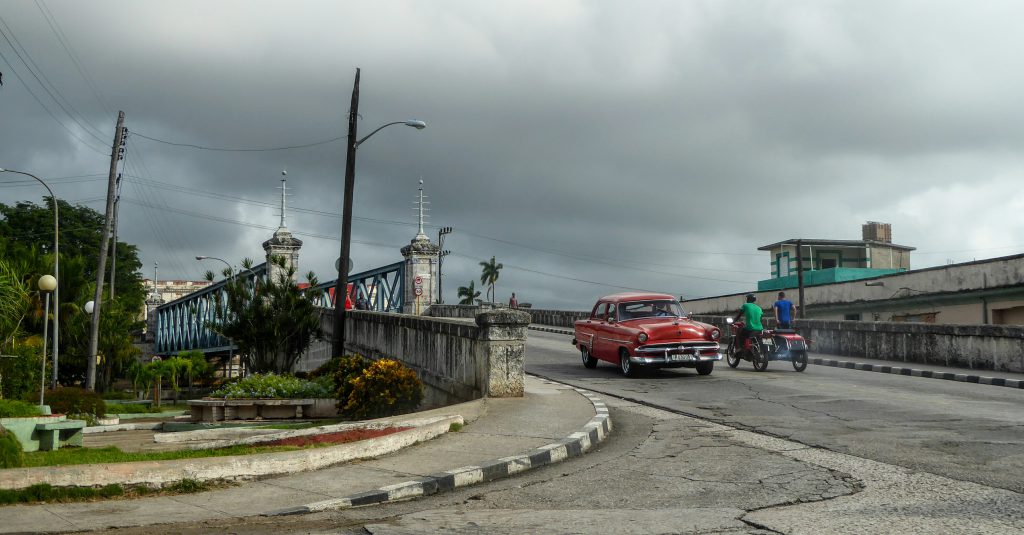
{"left": 338, "top": 358, "right": 423, "bottom": 419}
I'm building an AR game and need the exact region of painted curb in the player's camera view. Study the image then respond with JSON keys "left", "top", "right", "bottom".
{"left": 527, "top": 325, "right": 1023, "bottom": 390}
{"left": 264, "top": 383, "right": 611, "bottom": 516}
{"left": 810, "top": 357, "right": 1024, "bottom": 390}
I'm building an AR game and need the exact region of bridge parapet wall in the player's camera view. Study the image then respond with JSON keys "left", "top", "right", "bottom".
{"left": 690, "top": 315, "right": 1024, "bottom": 373}
{"left": 316, "top": 308, "right": 530, "bottom": 404}
{"left": 429, "top": 305, "right": 588, "bottom": 327}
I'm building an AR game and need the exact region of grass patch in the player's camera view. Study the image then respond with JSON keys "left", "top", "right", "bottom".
{"left": 449, "top": 422, "right": 463, "bottom": 432}
{"left": 109, "top": 403, "right": 188, "bottom": 415}
{"left": 0, "top": 479, "right": 224, "bottom": 505}
{"left": 258, "top": 418, "right": 345, "bottom": 430}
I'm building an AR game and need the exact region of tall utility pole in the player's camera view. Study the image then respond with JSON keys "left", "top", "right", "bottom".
{"left": 333, "top": 69, "right": 360, "bottom": 358}
{"left": 437, "top": 226, "right": 452, "bottom": 303}
{"left": 86, "top": 111, "right": 126, "bottom": 391}
{"left": 109, "top": 177, "right": 120, "bottom": 300}
{"left": 796, "top": 239, "right": 805, "bottom": 318}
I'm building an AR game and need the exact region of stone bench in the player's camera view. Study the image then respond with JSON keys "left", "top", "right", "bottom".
{"left": 34, "top": 420, "right": 86, "bottom": 450}
{"left": 187, "top": 399, "right": 322, "bottom": 422}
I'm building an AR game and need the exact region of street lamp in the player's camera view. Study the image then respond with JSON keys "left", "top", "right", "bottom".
{"left": 195, "top": 256, "right": 232, "bottom": 276}
{"left": 196, "top": 255, "right": 235, "bottom": 377}
{"left": 333, "top": 68, "right": 426, "bottom": 358}
{"left": 0, "top": 168, "right": 60, "bottom": 388}
{"left": 37, "top": 274, "right": 56, "bottom": 406}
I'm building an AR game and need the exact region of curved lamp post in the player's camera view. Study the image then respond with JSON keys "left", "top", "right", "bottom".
{"left": 37, "top": 274, "right": 57, "bottom": 405}
{"left": 333, "top": 68, "right": 426, "bottom": 358}
{"left": 195, "top": 255, "right": 232, "bottom": 275}
{"left": 0, "top": 168, "right": 60, "bottom": 388}
{"left": 196, "top": 255, "right": 235, "bottom": 376}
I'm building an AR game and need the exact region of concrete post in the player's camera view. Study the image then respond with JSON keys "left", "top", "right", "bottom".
{"left": 401, "top": 235, "right": 440, "bottom": 314}
{"left": 475, "top": 309, "right": 530, "bottom": 397}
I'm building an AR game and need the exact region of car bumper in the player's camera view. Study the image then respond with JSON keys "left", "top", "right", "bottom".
{"left": 629, "top": 353, "right": 723, "bottom": 367}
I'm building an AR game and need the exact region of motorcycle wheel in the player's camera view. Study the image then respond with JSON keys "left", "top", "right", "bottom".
{"left": 726, "top": 341, "right": 740, "bottom": 368}
{"left": 751, "top": 343, "right": 769, "bottom": 372}
{"left": 792, "top": 350, "right": 808, "bottom": 372}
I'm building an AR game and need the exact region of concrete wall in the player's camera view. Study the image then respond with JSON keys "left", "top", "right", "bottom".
{"left": 684, "top": 253, "right": 1024, "bottom": 325}
{"left": 430, "top": 304, "right": 590, "bottom": 329}
{"left": 690, "top": 315, "right": 1024, "bottom": 373}
{"left": 309, "top": 308, "right": 530, "bottom": 404}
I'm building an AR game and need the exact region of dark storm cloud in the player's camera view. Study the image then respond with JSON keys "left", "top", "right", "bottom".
{"left": 3, "top": 1, "right": 1024, "bottom": 309}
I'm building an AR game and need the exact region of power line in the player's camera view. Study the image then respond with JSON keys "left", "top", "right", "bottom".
{"left": 0, "top": 15, "right": 109, "bottom": 147}
{"left": 132, "top": 131, "right": 346, "bottom": 152}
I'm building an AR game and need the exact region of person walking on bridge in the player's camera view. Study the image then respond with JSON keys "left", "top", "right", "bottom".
{"left": 773, "top": 291, "right": 797, "bottom": 329}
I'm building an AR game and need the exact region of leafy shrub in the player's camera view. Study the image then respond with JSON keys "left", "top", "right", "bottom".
{"left": 0, "top": 343, "right": 42, "bottom": 401}
{"left": 339, "top": 358, "right": 423, "bottom": 420}
{"left": 0, "top": 399, "right": 43, "bottom": 418}
{"left": 209, "top": 373, "right": 331, "bottom": 399}
{"left": 0, "top": 427, "right": 24, "bottom": 468}
{"left": 46, "top": 387, "right": 107, "bottom": 418}
{"left": 332, "top": 354, "right": 371, "bottom": 403}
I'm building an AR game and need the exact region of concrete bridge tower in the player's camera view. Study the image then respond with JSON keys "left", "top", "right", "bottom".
{"left": 262, "top": 171, "right": 302, "bottom": 283}
{"left": 401, "top": 180, "right": 440, "bottom": 314}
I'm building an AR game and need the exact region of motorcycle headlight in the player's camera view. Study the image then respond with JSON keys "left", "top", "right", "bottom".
{"left": 710, "top": 329, "right": 721, "bottom": 341}
{"left": 638, "top": 333, "right": 648, "bottom": 343}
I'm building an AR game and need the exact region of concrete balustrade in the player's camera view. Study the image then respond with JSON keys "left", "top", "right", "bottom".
{"left": 311, "top": 307, "right": 530, "bottom": 404}
{"left": 691, "top": 315, "right": 1024, "bottom": 373}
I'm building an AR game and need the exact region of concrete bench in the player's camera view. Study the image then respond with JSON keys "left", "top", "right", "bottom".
{"left": 35, "top": 420, "right": 86, "bottom": 450}
{"left": 187, "top": 399, "right": 320, "bottom": 422}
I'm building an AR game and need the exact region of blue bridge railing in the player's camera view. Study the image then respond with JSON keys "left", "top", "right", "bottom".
{"left": 154, "top": 261, "right": 405, "bottom": 354}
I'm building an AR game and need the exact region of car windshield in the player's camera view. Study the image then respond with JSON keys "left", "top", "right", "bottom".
{"left": 618, "top": 300, "right": 685, "bottom": 320}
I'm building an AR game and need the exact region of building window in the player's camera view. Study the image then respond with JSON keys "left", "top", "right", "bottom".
{"left": 844, "top": 313, "right": 861, "bottom": 321}
{"left": 891, "top": 312, "right": 938, "bottom": 323}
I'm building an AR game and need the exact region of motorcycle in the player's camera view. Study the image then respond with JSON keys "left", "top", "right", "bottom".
{"left": 724, "top": 317, "right": 808, "bottom": 372}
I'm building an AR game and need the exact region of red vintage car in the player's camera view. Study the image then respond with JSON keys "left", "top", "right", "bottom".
{"left": 572, "top": 292, "right": 722, "bottom": 377}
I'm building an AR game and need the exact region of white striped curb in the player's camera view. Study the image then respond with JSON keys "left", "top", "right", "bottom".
{"left": 264, "top": 383, "right": 611, "bottom": 516}
{"left": 810, "top": 357, "right": 1024, "bottom": 390}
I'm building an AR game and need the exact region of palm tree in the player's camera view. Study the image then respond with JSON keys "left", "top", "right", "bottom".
{"left": 457, "top": 281, "right": 481, "bottom": 305}
{"left": 479, "top": 256, "right": 503, "bottom": 303}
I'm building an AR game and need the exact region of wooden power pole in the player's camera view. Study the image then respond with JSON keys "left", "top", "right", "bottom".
{"left": 86, "top": 111, "right": 126, "bottom": 391}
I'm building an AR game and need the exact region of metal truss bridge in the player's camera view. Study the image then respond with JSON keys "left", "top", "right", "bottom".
{"left": 154, "top": 261, "right": 405, "bottom": 355}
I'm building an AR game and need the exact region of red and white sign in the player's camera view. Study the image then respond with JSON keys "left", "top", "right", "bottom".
{"left": 414, "top": 287, "right": 423, "bottom": 297}
{"left": 414, "top": 275, "right": 423, "bottom": 286}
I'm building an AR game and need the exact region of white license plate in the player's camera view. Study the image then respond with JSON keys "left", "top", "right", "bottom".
{"left": 669, "top": 354, "right": 693, "bottom": 362}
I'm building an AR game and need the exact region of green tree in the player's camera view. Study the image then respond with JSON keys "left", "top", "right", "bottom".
{"left": 206, "top": 257, "right": 322, "bottom": 374}
{"left": 0, "top": 199, "right": 146, "bottom": 389}
{"left": 457, "top": 280, "right": 481, "bottom": 305}
{"left": 479, "top": 256, "right": 503, "bottom": 303}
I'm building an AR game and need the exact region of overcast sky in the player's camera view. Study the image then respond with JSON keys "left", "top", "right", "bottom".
{"left": 2, "top": 0, "right": 1023, "bottom": 310}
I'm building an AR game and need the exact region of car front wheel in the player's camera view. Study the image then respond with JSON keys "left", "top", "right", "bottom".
{"left": 696, "top": 361, "right": 714, "bottom": 375}
{"left": 620, "top": 349, "right": 639, "bottom": 377}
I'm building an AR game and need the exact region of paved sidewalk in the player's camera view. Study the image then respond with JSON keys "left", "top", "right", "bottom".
{"left": 0, "top": 377, "right": 607, "bottom": 534}
{"left": 530, "top": 323, "right": 1024, "bottom": 388}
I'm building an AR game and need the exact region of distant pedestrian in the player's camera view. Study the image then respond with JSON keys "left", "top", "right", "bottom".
{"left": 773, "top": 291, "right": 797, "bottom": 329}
{"left": 508, "top": 292, "right": 519, "bottom": 308}
{"left": 356, "top": 295, "right": 368, "bottom": 310}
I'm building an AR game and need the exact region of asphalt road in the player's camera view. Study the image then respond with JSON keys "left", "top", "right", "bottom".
{"left": 525, "top": 329, "right": 1024, "bottom": 494}
{"left": 84, "top": 330, "right": 1024, "bottom": 534}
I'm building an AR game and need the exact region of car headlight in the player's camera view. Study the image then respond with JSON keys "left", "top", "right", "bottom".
{"left": 638, "top": 333, "right": 648, "bottom": 343}
{"left": 710, "top": 329, "right": 721, "bottom": 340}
